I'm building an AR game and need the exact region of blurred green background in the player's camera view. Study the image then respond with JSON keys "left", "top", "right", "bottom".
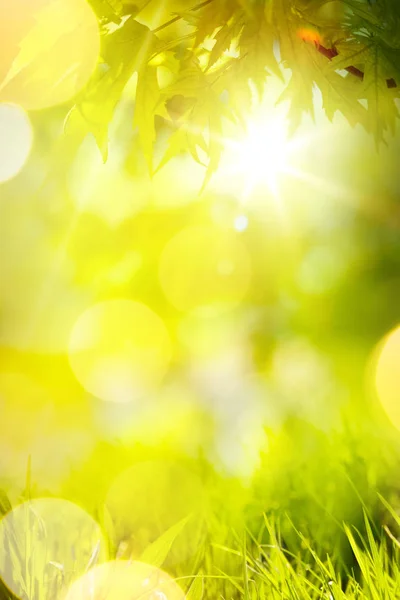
{"left": 1, "top": 2, "right": 400, "bottom": 596}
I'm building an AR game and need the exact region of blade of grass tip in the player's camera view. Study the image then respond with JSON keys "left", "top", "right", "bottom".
{"left": 248, "top": 578, "right": 259, "bottom": 600}
{"left": 284, "top": 513, "right": 334, "bottom": 581}
{"left": 256, "top": 519, "right": 266, "bottom": 547}
{"left": 340, "top": 469, "right": 379, "bottom": 536}
{"left": 344, "top": 523, "right": 375, "bottom": 590}
{"left": 211, "top": 543, "right": 242, "bottom": 557}
{"left": 255, "top": 567, "right": 283, "bottom": 597}
{"left": 140, "top": 514, "right": 192, "bottom": 568}
{"left": 0, "top": 489, "right": 12, "bottom": 516}
{"left": 185, "top": 573, "right": 204, "bottom": 600}
{"left": 378, "top": 494, "right": 400, "bottom": 530}
{"left": 262, "top": 514, "right": 279, "bottom": 550}
{"left": 187, "top": 542, "right": 205, "bottom": 578}
{"left": 245, "top": 527, "right": 262, "bottom": 567}
{"left": 243, "top": 532, "right": 250, "bottom": 600}
{"left": 362, "top": 509, "right": 382, "bottom": 568}
{"left": 260, "top": 517, "right": 295, "bottom": 586}
{"left": 383, "top": 525, "right": 400, "bottom": 549}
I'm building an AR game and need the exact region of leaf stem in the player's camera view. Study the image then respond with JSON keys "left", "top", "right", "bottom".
{"left": 152, "top": 0, "right": 214, "bottom": 34}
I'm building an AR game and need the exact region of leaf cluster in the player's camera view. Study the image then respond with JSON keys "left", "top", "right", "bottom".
{"left": 71, "top": 0, "right": 400, "bottom": 182}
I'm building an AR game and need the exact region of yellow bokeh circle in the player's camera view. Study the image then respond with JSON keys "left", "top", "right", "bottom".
{"left": 159, "top": 226, "right": 252, "bottom": 313}
{"left": 0, "top": 0, "right": 100, "bottom": 110}
{"left": 374, "top": 325, "right": 400, "bottom": 430}
{"left": 0, "top": 498, "right": 107, "bottom": 600}
{"left": 68, "top": 300, "right": 172, "bottom": 403}
{"left": 105, "top": 460, "right": 205, "bottom": 564}
{"left": 0, "top": 103, "right": 33, "bottom": 183}
{"left": 65, "top": 560, "right": 185, "bottom": 600}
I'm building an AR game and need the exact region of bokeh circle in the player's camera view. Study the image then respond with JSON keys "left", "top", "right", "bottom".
{"left": 0, "top": 0, "right": 100, "bottom": 110}
{"left": 0, "top": 498, "right": 107, "bottom": 600}
{"left": 64, "top": 560, "right": 185, "bottom": 600}
{"left": 0, "top": 103, "right": 33, "bottom": 183}
{"left": 68, "top": 300, "right": 172, "bottom": 403}
{"left": 374, "top": 325, "right": 400, "bottom": 430}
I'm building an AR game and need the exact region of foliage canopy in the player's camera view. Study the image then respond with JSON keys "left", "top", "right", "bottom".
{"left": 71, "top": 0, "right": 400, "bottom": 183}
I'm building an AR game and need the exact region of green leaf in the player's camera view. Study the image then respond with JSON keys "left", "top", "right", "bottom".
{"left": 67, "top": 17, "right": 157, "bottom": 160}
{"left": 328, "top": 39, "right": 371, "bottom": 74}
{"left": 240, "top": 9, "right": 282, "bottom": 94}
{"left": 186, "top": 574, "right": 204, "bottom": 600}
{"left": 140, "top": 515, "right": 192, "bottom": 568}
{"left": 213, "top": 58, "right": 252, "bottom": 123}
{"left": 208, "top": 21, "right": 240, "bottom": 70}
{"left": 134, "top": 64, "right": 160, "bottom": 173}
{"left": 303, "top": 40, "right": 369, "bottom": 129}
{"left": 194, "top": 0, "right": 236, "bottom": 48}
{"left": 363, "top": 43, "right": 399, "bottom": 144}
{"left": 155, "top": 126, "right": 189, "bottom": 172}
{"left": 161, "top": 63, "right": 206, "bottom": 98}
{"left": 318, "top": 70, "right": 368, "bottom": 128}
{"left": 76, "top": 0, "right": 400, "bottom": 173}
{"left": 275, "top": 0, "right": 315, "bottom": 130}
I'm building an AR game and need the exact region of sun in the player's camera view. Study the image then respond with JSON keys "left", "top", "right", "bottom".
{"left": 224, "top": 114, "right": 296, "bottom": 199}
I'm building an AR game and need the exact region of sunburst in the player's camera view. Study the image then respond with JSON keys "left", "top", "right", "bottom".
{"left": 221, "top": 112, "right": 310, "bottom": 201}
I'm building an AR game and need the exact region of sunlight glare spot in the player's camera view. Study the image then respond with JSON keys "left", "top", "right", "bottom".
{"left": 225, "top": 115, "right": 291, "bottom": 199}
{"left": 0, "top": 103, "right": 33, "bottom": 183}
{"left": 234, "top": 214, "right": 249, "bottom": 232}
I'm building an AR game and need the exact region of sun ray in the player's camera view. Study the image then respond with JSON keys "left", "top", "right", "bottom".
{"left": 215, "top": 106, "right": 356, "bottom": 218}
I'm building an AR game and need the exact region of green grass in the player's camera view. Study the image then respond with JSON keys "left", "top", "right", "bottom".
{"left": 210, "top": 509, "right": 400, "bottom": 600}
{"left": 1, "top": 415, "right": 400, "bottom": 600}
{"left": 3, "top": 490, "right": 400, "bottom": 600}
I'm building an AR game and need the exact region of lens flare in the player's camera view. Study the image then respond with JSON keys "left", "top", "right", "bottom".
{"left": 374, "top": 325, "right": 400, "bottom": 430}
{"left": 0, "top": 103, "right": 33, "bottom": 183}
{"left": 0, "top": 0, "right": 100, "bottom": 110}
{"left": 222, "top": 113, "right": 294, "bottom": 199}
{"left": 297, "top": 28, "right": 322, "bottom": 45}
{"left": 234, "top": 214, "right": 249, "bottom": 232}
{"left": 65, "top": 560, "right": 185, "bottom": 600}
{"left": 68, "top": 300, "right": 172, "bottom": 403}
{"left": 0, "top": 498, "right": 107, "bottom": 600}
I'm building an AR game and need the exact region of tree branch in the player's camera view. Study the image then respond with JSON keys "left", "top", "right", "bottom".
{"left": 152, "top": 0, "right": 214, "bottom": 34}
{"left": 152, "top": 2, "right": 397, "bottom": 90}
{"left": 315, "top": 42, "right": 397, "bottom": 89}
